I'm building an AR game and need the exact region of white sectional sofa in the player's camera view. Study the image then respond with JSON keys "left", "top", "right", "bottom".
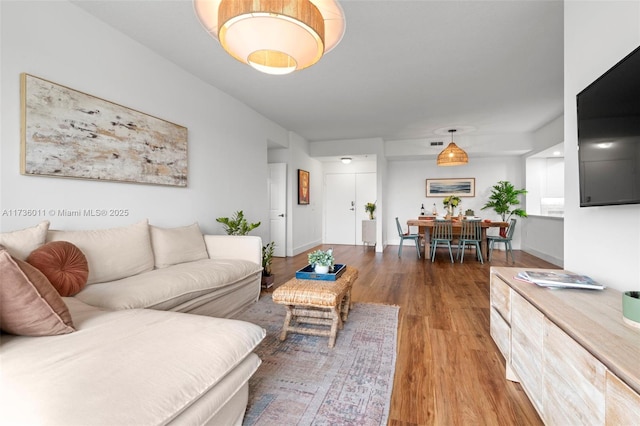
{"left": 47, "top": 220, "right": 264, "bottom": 318}
{"left": 0, "top": 220, "right": 266, "bottom": 425}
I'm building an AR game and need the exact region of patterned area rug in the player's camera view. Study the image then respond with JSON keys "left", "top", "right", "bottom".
{"left": 234, "top": 295, "right": 398, "bottom": 426}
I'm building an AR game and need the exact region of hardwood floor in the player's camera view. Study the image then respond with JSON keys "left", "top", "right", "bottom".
{"left": 265, "top": 243, "right": 558, "bottom": 425}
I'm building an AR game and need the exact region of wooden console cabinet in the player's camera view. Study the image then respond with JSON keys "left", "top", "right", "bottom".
{"left": 489, "top": 267, "right": 640, "bottom": 425}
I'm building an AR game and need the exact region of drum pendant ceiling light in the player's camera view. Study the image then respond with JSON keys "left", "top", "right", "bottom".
{"left": 194, "top": 0, "right": 346, "bottom": 75}
{"left": 437, "top": 129, "right": 469, "bottom": 166}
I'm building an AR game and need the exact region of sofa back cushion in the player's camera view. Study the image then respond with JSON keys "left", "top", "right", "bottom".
{"left": 150, "top": 223, "right": 208, "bottom": 268}
{"left": 0, "top": 246, "right": 75, "bottom": 336}
{"left": 0, "top": 221, "right": 49, "bottom": 260}
{"left": 47, "top": 220, "right": 154, "bottom": 284}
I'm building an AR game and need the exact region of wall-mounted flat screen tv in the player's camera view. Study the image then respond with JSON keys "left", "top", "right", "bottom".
{"left": 577, "top": 45, "right": 640, "bottom": 207}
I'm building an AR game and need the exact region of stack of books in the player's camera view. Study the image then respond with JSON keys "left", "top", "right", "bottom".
{"left": 515, "top": 270, "right": 605, "bottom": 290}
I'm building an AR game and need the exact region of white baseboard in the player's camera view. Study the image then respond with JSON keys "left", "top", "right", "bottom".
{"left": 522, "top": 246, "right": 564, "bottom": 268}
{"left": 292, "top": 240, "right": 323, "bottom": 257}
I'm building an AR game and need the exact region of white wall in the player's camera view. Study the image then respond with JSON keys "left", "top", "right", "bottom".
{"left": 564, "top": 0, "right": 640, "bottom": 291}
{"left": 386, "top": 156, "right": 526, "bottom": 248}
{"left": 526, "top": 114, "right": 565, "bottom": 216}
{"left": 287, "top": 132, "right": 323, "bottom": 256}
{"left": 0, "top": 1, "right": 289, "bottom": 244}
{"left": 544, "top": 158, "right": 565, "bottom": 198}
{"left": 522, "top": 216, "right": 564, "bottom": 266}
{"left": 521, "top": 156, "right": 565, "bottom": 267}
{"left": 521, "top": 115, "right": 565, "bottom": 266}
{"left": 531, "top": 115, "right": 564, "bottom": 154}
{"left": 377, "top": 155, "right": 389, "bottom": 250}
{"left": 526, "top": 158, "right": 545, "bottom": 215}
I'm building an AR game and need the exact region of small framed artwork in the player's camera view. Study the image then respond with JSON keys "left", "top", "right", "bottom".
{"left": 298, "top": 169, "right": 310, "bottom": 204}
{"left": 426, "top": 178, "right": 475, "bottom": 197}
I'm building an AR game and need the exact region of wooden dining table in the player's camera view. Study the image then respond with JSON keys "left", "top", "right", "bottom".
{"left": 407, "top": 218, "right": 509, "bottom": 260}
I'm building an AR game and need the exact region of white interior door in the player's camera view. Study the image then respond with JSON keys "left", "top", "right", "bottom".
{"left": 324, "top": 172, "right": 377, "bottom": 245}
{"left": 324, "top": 174, "right": 356, "bottom": 244}
{"left": 268, "top": 163, "right": 286, "bottom": 257}
{"left": 355, "top": 173, "right": 377, "bottom": 244}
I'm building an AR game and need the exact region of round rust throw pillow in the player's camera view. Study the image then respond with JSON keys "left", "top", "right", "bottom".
{"left": 27, "top": 241, "right": 89, "bottom": 297}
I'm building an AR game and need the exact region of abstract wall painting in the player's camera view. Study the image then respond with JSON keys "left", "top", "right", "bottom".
{"left": 20, "top": 73, "right": 188, "bottom": 186}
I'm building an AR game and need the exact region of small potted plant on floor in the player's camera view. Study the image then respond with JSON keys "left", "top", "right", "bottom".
{"left": 261, "top": 242, "right": 275, "bottom": 289}
{"left": 308, "top": 249, "right": 334, "bottom": 274}
{"left": 481, "top": 180, "right": 527, "bottom": 236}
{"left": 216, "top": 210, "right": 261, "bottom": 235}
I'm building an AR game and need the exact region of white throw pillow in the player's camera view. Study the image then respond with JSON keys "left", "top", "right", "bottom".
{"left": 0, "top": 221, "right": 50, "bottom": 260}
{"left": 47, "top": 220, "right": 154, "bottom": 285}
{"left": 150, "top": 223, "right": 208, "bottom": 268}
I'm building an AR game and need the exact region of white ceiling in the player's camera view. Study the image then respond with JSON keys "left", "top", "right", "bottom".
{"left": 70, "top": 0, "right": 564, "bottom": 156}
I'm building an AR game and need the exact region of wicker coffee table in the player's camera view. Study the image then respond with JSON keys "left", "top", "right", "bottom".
{"left": 272, "top": 266, "right": 358, "bottom": 348}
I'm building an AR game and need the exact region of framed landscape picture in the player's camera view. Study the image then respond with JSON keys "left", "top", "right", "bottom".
{"left": 20, "top": 73, "right": 188, "bottom": 187}
{"left": 426, "top": 178, "right": 475, "bottom": 197}
{"left": 298, "top": 169, "right": 310, "bottom": 204}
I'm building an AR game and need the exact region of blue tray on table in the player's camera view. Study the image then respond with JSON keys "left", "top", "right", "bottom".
{"left": 295, "top": 264, "right": 346, "bottom": 281}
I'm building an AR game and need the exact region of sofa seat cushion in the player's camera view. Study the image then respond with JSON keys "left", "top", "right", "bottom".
{"left": 0, "top": 298, "right": 265, "bottom": 425}
{"left": 74, "top": 258, "right": 262, "bottom": 311}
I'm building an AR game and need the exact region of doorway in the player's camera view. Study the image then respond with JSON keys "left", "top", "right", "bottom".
{"left": 268, "top": 163, "right": 286, "bottom": 257}
{"left": 324, "top": 172, "right": 376, "bottom": 245}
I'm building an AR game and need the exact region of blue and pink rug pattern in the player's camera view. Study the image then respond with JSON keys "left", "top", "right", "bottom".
{"left": 235, "top": 295, "right": 399, "bottom": 425}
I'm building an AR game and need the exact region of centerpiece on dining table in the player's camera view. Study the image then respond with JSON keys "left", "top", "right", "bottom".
{"left": 442, "top": 195, "right": 461, "bottom": 219}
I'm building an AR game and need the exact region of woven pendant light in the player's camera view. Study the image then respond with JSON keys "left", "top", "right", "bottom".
{"left": 194, "top": 0, "right": 346, "bottom": 75}
{"left": 437, "top": 129, "right": 468, "bottom": 166}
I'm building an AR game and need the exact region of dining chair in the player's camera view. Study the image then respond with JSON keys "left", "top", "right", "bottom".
{"left": 456, "top": 219, "right": 483, "bottom": 263}
{"left": 395, "top": 217, "right": 421, "bottom": 259}
{"left": 488, "top": 218, "right": 517, "bottom": 263}
{"left": 430, "top": 219, "right": 454, "bottom": 263}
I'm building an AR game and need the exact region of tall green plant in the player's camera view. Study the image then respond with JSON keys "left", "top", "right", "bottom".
{"left": 481, "top": 181, "right": 528, "bottom": 222}
{"left": 216, "top": 210, "right": 260, "bottom": 235}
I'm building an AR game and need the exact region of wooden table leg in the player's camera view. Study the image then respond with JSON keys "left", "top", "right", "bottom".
{"left": 340, "top": 290, "right": 351, "bottom": 322}
{"left": 426, "top": 229, "right": 432, "bottom": 259}
{"left": 279, "top": 305, "right": 293, "bottom": 342}
{"left": 481, "top": 228, "right": 488, "bottom": 259}
{"left": 328, "top": 305, "right": 341, "bottom": 348}
{"left": 419, "top": 227, "right": 432, "bottom": 259}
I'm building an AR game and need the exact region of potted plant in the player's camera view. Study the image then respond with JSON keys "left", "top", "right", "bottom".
{"left": 481, "top": 180, "right": 528, "bottom": 236}
{"left": 364, "top": 201, "right": 376, "bottom": 220}
{"left": 481, "top": 181, "right": 528, "bottom": 221}
{"left": 216, "top": 210, "right": 260, "bottom": 235}
{"left": 442, "top": 195, "right": 461, "bottom": 217}
{"left": 307, "top": 249, "right": 334, "bottom": 274}
{"left": 261, "top": 241, "right": 275, "bottom": 289}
